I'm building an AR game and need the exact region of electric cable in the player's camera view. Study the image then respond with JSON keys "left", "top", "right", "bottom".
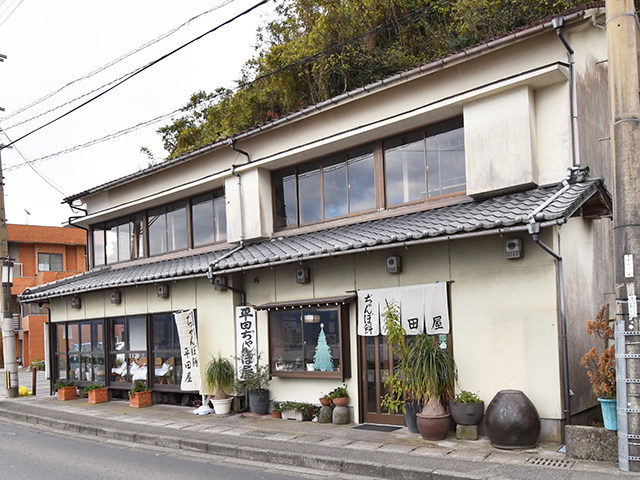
{"left": 1, "top": 0, "right": 235, "bottom": 123}
{"left": 0, "top": 0, "right": 269, "bottom": 151}
{"left": 0, "top": 0, "right": 23, "bottom": 29}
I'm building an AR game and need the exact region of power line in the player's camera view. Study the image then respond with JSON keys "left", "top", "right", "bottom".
{"left": 0, "top": 0, "right": 269, "bottom": 151}
{"left": 2, "top": 0, "right": 236, "bottom": 125}
{"left": 0, "top": 0, "right": 23, "bottom": 29}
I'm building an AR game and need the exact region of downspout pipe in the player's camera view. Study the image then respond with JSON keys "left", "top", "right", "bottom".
{"left": 527, "top": 219, "right": 572, "bottom": 425}
{"left": 552, "top": 15, "right": 581, "bottom": 167}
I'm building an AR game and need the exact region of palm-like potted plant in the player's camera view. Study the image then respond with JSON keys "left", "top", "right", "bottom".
{"left": 205, "top": 354, "right": 235, "bottom": 415}
{"left": 407, "top": 332, "right": 457, "bottom": 441}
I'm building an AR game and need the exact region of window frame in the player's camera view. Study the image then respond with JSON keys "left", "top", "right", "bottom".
{"left": 267, "top": 302, "right": 351, "bottom": 381}
{"left": 38, "top": 252, "right": 63, "bottom": 272}
{"left": 272, "top": 117, "right": 465, "bottom": 231}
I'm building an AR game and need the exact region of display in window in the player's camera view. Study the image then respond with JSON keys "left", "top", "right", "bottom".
{"left": 313, "top": 323, "right": 334, "bottom": 371}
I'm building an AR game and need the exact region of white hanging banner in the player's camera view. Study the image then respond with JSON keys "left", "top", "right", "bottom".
{"left": 401, "top": 284, "right": 425, "bottom": 335}
{"left": 174, "top": 309, "right": 201, "bottom": 392}
{"left": 424, "top": 282, "right": 450, "bottom": 335}
{"left": 357, "top": 283, "right": 449, "bottom": 336}
{"left": 357, "top": 289, "right": 380, "bottom": 336}
{"left": 235, "top": 306, "right": 258, "bottom": 380}
{"left": 377, "top": 287, "right": 401, "bottom": 335}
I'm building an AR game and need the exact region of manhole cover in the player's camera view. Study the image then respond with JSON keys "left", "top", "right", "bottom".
{"left": 526, "top": 457, "right": 575, "bottom": 468}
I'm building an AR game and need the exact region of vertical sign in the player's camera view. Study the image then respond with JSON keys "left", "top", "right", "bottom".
{"left": 174, "top": 309, "right": 201, "bottom": 392}
{"left": 235, "top": 306, "right": 257, "bottom": 380}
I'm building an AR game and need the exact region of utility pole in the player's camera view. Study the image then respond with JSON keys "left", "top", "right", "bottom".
{"left": 0, "top": 143, "right": 18, "bottom": 398}
{"left": 607, "top": 0, "right": 640, "bottom": 471}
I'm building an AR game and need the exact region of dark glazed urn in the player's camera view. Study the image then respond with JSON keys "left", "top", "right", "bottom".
{"left": 485, "top": 389, "right": 540, "bottom": 449}
{"left": 404, "top": 402, "right": 421, "bottom": 434}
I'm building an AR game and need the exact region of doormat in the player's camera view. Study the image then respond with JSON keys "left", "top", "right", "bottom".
{"left": 352, "top": 424, "right": 402, "bottom": 433}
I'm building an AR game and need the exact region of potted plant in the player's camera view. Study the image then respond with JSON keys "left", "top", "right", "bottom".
{"left": 128, "top": 380, "right": 152, "bottom": 408}
{"left": 379, "top": 301, "right": 422, "bottom": 433}
{"left": 319, "top": 393, "right": 332, "bottom": 406}
{"left": 449, "top": 390, "right": 484, "bottom": 426}
{"left": 280, "top": 401, "right": 320, "bottom": 421}
{"left": 328, "top": 384, "right": 349, "bottom": 407}
{"left": 205, "top": 354, "right": 235, "bottom": 415}
{"left": 408, "top": 332, "right": 457, "bottom": 441}
{"left": 236, "top": 348, "right": 270, "bottom": 415}
{"left": 84, "top": 383, "right": 109, "bottom": 404}
{"left": 271, "top": 400, "right": 284, "bottom": 418}
{"left": 55, "top": 380, "right": 76, "bottom": 401}
{"left": 581, "top": 305, "right": 617, "bottom": 430}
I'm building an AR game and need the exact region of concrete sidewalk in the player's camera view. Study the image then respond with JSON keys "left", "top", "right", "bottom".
{"left": 0, "top": 369, "right": 633, "bottom": 480}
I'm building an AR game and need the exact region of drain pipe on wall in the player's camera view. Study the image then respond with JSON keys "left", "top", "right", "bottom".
{"left": 552, "top": 15, "right": 581, "bottom": 168}
{"left": 528, "top": 218, "right": 572, "bottom": 426}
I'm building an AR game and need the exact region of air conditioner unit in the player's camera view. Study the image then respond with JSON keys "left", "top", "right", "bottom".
{"left": 110, "top": 292, "right": 121, "bottom": 304}
{"left": 385, "top": 255, "right": 402, "bottom": 274}
{"left": 157, "top": 285, "right": 169, "bottom": 298}
{"left": 505, "top": 239, "right": 523, "bottom": 259}
{"left": 296, "top": 268, "right": 310, "bottom": 284}
{"left": 213, "top": 276, "right": 227, "bottom": 291}
{"left": 70, "top": 297, "right": 81, "bottom": 309}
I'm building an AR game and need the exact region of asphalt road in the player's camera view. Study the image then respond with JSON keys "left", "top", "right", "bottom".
{"left": 0, "top": 419, "right": 373, "bottom": 480}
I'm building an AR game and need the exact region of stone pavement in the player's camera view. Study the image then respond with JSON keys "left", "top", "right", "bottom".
{"left": 0, "top": 367, "right": 635, "bottom": 480}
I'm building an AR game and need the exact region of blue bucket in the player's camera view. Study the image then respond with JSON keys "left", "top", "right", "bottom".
{"left": 598, "top": 398, "right": 617, "bottom": 431}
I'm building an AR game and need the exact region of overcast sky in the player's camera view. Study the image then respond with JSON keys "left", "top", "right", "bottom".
{"left": 0, "top": 0, "right": 269, "bottom": 227}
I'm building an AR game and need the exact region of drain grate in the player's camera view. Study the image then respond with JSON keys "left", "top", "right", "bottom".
{"left": 526, "top": 457, "right": 575, "bottom": 469}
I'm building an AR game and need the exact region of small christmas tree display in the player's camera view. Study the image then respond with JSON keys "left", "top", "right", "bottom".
{"left": 314, "top": 323, "right": 334, "bottom": 371}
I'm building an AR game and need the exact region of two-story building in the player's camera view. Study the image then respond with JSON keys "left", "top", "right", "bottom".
{"left": 7, "top": 224, "right": 86, "bottom": 367}
{"left": 19, "top": 5, "right": 616, "bottom": 442}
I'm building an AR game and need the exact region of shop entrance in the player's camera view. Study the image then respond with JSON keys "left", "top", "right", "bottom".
{"left": 359, "top": 335, "right": 406, "bottom": 426}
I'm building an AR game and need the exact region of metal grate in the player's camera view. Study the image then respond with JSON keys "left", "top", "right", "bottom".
{"left": 525, "top": 457, "right": 575, "bottom": 469}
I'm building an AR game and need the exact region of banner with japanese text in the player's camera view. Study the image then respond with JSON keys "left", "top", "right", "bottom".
{"left": 357, "top": 283, "right": 449, "bottom": 336}
{"left": 174, "top": 309, "right": 201, "bottom": 392}
{"left": 235, "top": 306, "right": 257, "bottom": 381}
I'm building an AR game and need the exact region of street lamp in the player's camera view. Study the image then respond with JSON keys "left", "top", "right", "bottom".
{"left": 2, "top": 259, "right": 14, "bottom": 286}
{"left": 1, "top": 256, "right": 17, "bottom": 397}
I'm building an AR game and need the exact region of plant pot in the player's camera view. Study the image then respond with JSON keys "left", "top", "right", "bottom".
{"left": 485, "top": 389, "right": 540, "bottom": 449}
{"left": 404, "top": 401, "right": 421, "bottom": 434}
{"left": 57, "top": 386, "right": 76, "bottom": 401}
{"left": 320, "top": 397, "right": 331, "bottom": 406}
{"left": 129, "top": 390, "right": 152, "bottom": 408}
{"left": 282, "top": 408, "right": 303, "bottom": 421}
{"left": 211, "top": 397, "right": 233, "bottom": 415}
{"left": 416, "top": 412, "right": 450, "bottom": 440}
{"left": 598, "top": 398, "right": 617, "bottom": 431}
{"left": 332, "top": 397, "right": 349, "bottom": 407}
{"left": 249, "top": 389, "right": 270, "bottom": 415}
{"left": 449, "top": 400, "right": 484, "bottom": 426}
{"left": 272, "top": 411, "right": 282, "bottom": 418}
{"left": 87, "top": 387, "right": 109, "bottom": 404}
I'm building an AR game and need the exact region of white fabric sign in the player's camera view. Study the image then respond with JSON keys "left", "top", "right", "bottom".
{"left": 235, "top": 306, "right": 258, "bottom": 381}
{"left": 174, "top": 309, "right": 201, "bottom": 392}
{"left": 357, "top": 283, "right": 449, "bottom": 336}
{"left": 424, "top": 282, "right": 450, "bottom": 335}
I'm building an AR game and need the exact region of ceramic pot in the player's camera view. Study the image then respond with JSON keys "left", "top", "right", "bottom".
{"left": 415, "top": 412, "right": 450, "bottom": 441}
{"left": 320, "top": 397, "right": 331, "bottom": 406}
{"left": 249, "top": 389, "right": 270, "bottom": 415}
{"left": 449, "top": 400, "right": 484, "bottom": 425}
{"left": 211, "top": 397, "right": 233, "bottom": 415}
{"left": 404, "top": 401, "right": 421, "bottom": 434}
{"left": 485, "top": 390, "right": 540, "bottom": 449}
{"left": 332, "top": 397, "right": 349, "bottom": 407}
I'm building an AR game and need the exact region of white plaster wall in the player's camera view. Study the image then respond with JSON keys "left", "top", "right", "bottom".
{"left": 465, "top": 86, "right": 537, "bottom": 195}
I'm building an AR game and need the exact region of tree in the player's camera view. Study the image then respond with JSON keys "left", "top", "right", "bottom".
{"left": 156, "top": 0, "right": 591, "bottom": 158}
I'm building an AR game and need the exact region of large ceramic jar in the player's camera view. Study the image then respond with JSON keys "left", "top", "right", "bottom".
{"left": 484, "top": 389, "right": 540, "bottom": 449}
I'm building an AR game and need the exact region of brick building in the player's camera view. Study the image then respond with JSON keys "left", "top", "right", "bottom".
{"left": 7, "top": 224, "right": 86, "bottom": 366}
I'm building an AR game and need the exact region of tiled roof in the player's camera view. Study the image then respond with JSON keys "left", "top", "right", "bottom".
{"left": 20, "top": 175, "right": 610, "bottom": 302}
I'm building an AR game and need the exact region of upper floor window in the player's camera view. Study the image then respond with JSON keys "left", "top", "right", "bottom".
{"left": 91, "top": 188, "right": 226, "bottom": 267}
{"left": 274, "top": 145, "right": 376, "bottom": 228}
{"left": 385, "top": 118, "right": 465, "bottom": 206}
{"left": 38, "top": 253, "right": 63, "bottom": 272}
{"left": 273, "top": 118, "right": 465, "bottom": 229}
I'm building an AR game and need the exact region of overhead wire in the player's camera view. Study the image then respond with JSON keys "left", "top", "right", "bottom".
{"left": 0, "top": 0, "right": 269, "bottom": 151}
{"left": 0, "top": 0, "right": 23, "bottom": 29}
{"left": 4, "top": 0, "right": 451, "bottom": 172}
{"left": 1, "top": 0, "right": 235, "bottom": 123}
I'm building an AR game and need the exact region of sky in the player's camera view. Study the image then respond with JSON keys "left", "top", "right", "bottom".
{"left": 0, "top": 0, "right": 270, "bottom": 227}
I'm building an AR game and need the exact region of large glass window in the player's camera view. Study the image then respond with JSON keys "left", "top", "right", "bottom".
{"left": 385, "top": 119, "right": 465, "bottom": 206}
{"left": 273, "top": 145, "right": 376, "bottom": 228}
{"left": 192, "top": 190, "right": 227, "bottom": 247}
{"left": 54, "top": 319, "right": 104, "bottom": 384}
{"left": 109, "top": 316, "right": 148, "bottom": 386}
{"left": 38, "top": 253, "right": 63, "bottom": 272}
{"left": 152, "top": 314, "right": 182, "bottom": 386}
{"left": 268, "top": 303, "right": 350, "bottom": 379}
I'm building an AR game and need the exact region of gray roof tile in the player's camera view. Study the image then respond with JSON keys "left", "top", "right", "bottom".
{"left": 19, "top": 176, "right": 610, "bottom": 302}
